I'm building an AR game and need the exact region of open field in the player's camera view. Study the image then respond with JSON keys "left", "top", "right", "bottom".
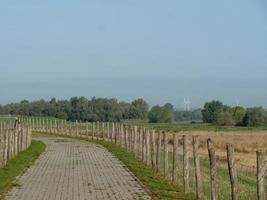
{"left": 125, "top": 122, "right": 267, "bottom": 132}
{"left": 162, "top": 150, "right": 263, "bottom": 200}
{"left": 158, "top": 132, "right": 267, "bottom": 200}
{"left": 166, "top": 131, "right": 267, "bottom": 169}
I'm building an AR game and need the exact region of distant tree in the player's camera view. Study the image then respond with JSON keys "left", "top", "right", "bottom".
{"left": 131, "top": 98, "right": 149, "bottom": 120}
{"left": 55, "top": 111, "right": 68, "bottom": 120}
{"left": 243, "top": 107, "right": 265, "bottom": 127}
{"left": 216, "top": 111, "right": 234, "bottom": 126}
{"left": 148, "top": 105, "right": 174, "bottom": 123}
{"left": 164, "top": 103, "right": 174, "bottom": 112}
{"left": 191, "top": 109, "right": 203, "bottom": 122}
{"left": 231, "top": 106, "right": 246, "bottom": 126}
{"left": 202, "top": 101, "right": 225, "bottom": 123}
{"left": 264, "top": 110, "right": 267, "bottom": 126}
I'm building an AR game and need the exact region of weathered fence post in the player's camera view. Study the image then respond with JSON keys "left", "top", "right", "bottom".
{"left": 107, "top": 122, "right": 110, "bottom": 141}
{"left": 102, "top": 122, "right": 105, "bottom": 140}
{"left": 0, "top": 133, "right": 3, "bottom": 167}
{"left": 134, "top": 126, "right": 138, "bottom": 157}
{"left": 226, "top": 144, "right": 238, "bottom": 200}
{"left": 193, "top": 136, "right": 202, "bottom": 200}
{"left": 172, "top": 133, "right": 179, "bottom": 183}
{"left": 124, "top": 125, "right": 128, "bottom": 148}
{"left": 207, "top": 138, "right": 217, "bottom": 200}
{"left": 112, "top": 123, "right": 115, "bottom": 143}
{"left": 146, "top": 129, "right": 151, "bottom": 166}
{"left": 142, "top": 128, "right": 146, "bottom": 162}
{"left": 183, "top": 135, "right": 190, "bottom": 193}
{"left": 138, "top": 128, "right": 142, "bottom": 159}
{"left": 151, "top": 130, "right": 156, "bottom": 168}
{"left": 156, "top": 131, "right": 162, "bottom": 171}
{"left": 163, "top": 132, "right": 168, "bottom": 178}
{"left": 92, "top": 122, "right": 95, "bottom": 139}
{"left": 257, "top": 150, "right": 266, "bottom": 200}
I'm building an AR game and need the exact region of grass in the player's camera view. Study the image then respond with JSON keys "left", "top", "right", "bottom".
{"left": 124, "top": 122, "right": 267, "bottom": 132}
{"left": 3, "top": 116, "right": 267, "bottom": 132}
{"left": 163, "top": 151, "right": 266, "bottom": 200}
{"left": 0, "top": 140, "right": 46, "bottom": 200}
{"left": 34, "top": 132, "right": 195, "bottom": 200}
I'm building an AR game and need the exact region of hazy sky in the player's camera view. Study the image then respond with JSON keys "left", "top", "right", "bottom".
{"left": 1, "top": 0, "right": 267, "bottom": 108}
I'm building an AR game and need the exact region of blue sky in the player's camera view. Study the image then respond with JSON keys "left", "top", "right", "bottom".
{"left": 0, "top": 0, "right": 267, "bottom": 108}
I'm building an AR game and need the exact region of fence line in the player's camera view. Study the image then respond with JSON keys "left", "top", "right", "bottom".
{"left": 18, "top": 117, "right": 267, "bottom": 200}
{"left": 0, "top": 120, "right": 32, "bottom": 168}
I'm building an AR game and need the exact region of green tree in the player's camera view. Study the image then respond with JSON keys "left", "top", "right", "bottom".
{"left": 216, "top": 111, "right": 234, "bottom": 126}
{"left": 231, "top": 106, "right": 246, "bottom": 126}
{"left": 163, "top": 103, "right": 174, "bottom": 112}
{"left": 264, "top": 110, "right": 267, "bottom": 126}
{"left": 148, "top": 105, "right": 174, "bottom": 123}
{"left": 243, "top": 107, "right": 265, "bottom": 127}
{"left": 131, "top": 98, "right": 149, "bottom": 120}
{"left": 202, "top": 101, "right": 225, "bottom": 123}
{"left": 55, "top": 111, "right": 68, "bottom": 120}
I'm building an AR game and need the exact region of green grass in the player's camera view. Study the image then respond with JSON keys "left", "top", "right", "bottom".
{"left": 162, "top": 151, "right": 265, "bottom": 200}
{"left": 35, "top": 132, "right": 195, "bottom": 200}
{"left": 125, "top": 122, "right": 267, "bottom": 132}
{"left": 0, "top": 140, "right": 46, "bottom": 199}
{"left": 3, "top": 116, "right": 267, "bottom": 132}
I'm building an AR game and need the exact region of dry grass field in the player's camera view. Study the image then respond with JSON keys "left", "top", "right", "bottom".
{"left": 169, "top": 130, "right": 267, "bottom": 170}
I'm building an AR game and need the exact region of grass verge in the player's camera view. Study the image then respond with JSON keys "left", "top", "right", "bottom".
{"left": 0, "top": 140, "right": 46, "bottom": 199}
{"left": 34, "top": 132, "right": 195, "bottom": 200}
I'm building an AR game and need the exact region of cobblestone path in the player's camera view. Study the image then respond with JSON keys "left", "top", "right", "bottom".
{"left": 6, "top": 136, "right": 151, "bottom": 200}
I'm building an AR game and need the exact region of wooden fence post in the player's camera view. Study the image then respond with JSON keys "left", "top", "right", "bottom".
{"left": 124, "top": 125, "right": 128, "bottom": 149}
{"left": 102, "top": 122, "right": 105, "bottom": 140}
{"left": 134, "top": 126, "right": 138, "bottom": 157}
{"left": 107, "top": 122, "right": 110, "bottom": 141}
{"left": 226, "top": 144, "right": 238, "bottom": 200}
{"left": 0, "top": 133, "right": 3, "bottom": 167}
{"left": 92, "top": 122, "right": 95, "bottom": 139}
{"left": 3, "top": 131, "right": 8, "bottom": 165}
{"left": 183, "top": 135, "right": 190, "bottom": 193}
{"left": 114, "top": 123, "right": 117, "bottom": 144}
{"left": 138, "top": 128, "right": 142, "bottom": 159}
{"left": 163, "top": 132, "right": 168, "bottom": 178}
{"left": 151, "top": 130, "right": 156, "bottom": 168}
{"left": 97, "top": 121, "right": 100, "bottom": 140}
{"left": 156, "top": 131, "right": 162, "bottom": 171}
{"left": 142, "top": 128, "right": 146, "bottom": 162}
{"left": 129, "top": 126, "right": 132, "bottom": 152}
{"left": 146, "top": 129, "right": 151, "bottom": 166}
{"left": 193, "top": 136, "right": 202, "bottom": 200}
{"left": 257, "top": 150, "right": 266, "bottom": 200}
{"left": 207, "top": 138, "right": 217, "bottom": 200}
{"left": 172, "top": 133, "right": 179, "bottom": 183}
{"left": 112, "top": 123, "right": 115, "bottom": 143}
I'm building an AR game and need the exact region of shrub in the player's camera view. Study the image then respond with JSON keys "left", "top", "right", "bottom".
{"left": 216, "top": 111, "right": 234, "bottom": 126}
{"left": 231, "top": 106, "right": 246, "bottom": 126}
{"left": 243, "top": 107, "right": 265, "bottom": 127}
{"left": 148, "top": 105, "right": 174, "bottom": 123}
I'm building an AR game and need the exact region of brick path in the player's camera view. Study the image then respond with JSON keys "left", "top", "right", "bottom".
{"left": 6, "top": 137, "right": 151, "bottom": 200}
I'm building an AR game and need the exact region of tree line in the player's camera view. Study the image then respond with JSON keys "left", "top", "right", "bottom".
{"left": 1, "top": 97, "right": 265, "bottom": 126}
{"left": 202, "top": 100, "right": 267, "bottom": 127}
{"left": 0, "top": 97, "right": 202, "bottom": 123}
